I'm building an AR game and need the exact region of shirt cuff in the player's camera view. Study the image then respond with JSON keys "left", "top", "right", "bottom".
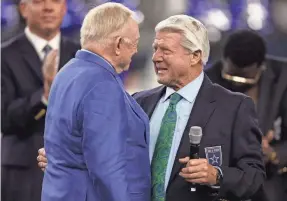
{"left": 41, "top": 95, "right": 48, "bottom": 106}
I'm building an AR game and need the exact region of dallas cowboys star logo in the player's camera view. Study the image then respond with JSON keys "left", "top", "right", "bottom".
{"left": 205, "top": 146, "right": 222, "bottom": 166}
{"left": 209, "top": 154, "right": 219, "bottom": 165}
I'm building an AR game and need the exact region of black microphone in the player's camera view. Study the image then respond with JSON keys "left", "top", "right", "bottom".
{"left": 188, "top": 126, "right": 203, "bottom": 192}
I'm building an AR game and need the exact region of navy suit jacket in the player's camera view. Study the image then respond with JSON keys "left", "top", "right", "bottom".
{"left": 1, "top": 34, "right": 79, "bottom": 167}
{"left": 42, "top": 50, "right": 151, "bottom": 201}
{"left": 133, "top": 75, "right": 265, "bottom": 201}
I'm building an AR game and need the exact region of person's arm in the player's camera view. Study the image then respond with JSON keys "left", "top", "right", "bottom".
{"left": 219, "top": 97, "right": 266, "bottom": 199}
{"left": 80, "top": 81, "right": 131, "bottom": 201}
{"left": 1, "top": 57, "right": 46, "bottom": 134}
{"left": 273, "top": 88, "right": 287, "bottom": 168}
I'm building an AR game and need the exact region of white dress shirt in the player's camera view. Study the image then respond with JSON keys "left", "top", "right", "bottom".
{"left": 25, "top": 27, "right": 61, "bottom": 105}
{"left": 25, "top": 27, "right": 61, "bottom": 62}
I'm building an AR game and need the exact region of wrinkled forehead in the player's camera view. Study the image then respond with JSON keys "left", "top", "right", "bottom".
{"left": 153, "top": 31, "right": 182, "bottom": 46}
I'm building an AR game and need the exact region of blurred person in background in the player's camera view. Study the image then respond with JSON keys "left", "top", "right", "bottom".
{"left": 41, "top": 3, "right": 150, "bottom": 201}
{"left": 38, "top": 14, "right": 266, "bottom": 201}
{"left": 205, "top": 30, "right": 287, "bottom": 201}
{"left": 1, "top": 0, "right": 79, "bottom": 201}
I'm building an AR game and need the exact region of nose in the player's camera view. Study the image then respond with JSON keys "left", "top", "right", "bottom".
{"left": 43, "top": 0, "right": 54, "bottom": 11}
{"left": 152, "top": 50, "right": 163, "bottom": 63}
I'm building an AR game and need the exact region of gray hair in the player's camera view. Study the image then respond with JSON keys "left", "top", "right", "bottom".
{"left": 80, "top": 2, "right": 134, "bottom": 47}
{"left": 155, "top": 15, "right": 210, "bottom": 65}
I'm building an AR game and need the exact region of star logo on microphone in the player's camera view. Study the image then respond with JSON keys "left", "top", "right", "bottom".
{"left": 204, "top": 146, "right": 222, "bottom": 166}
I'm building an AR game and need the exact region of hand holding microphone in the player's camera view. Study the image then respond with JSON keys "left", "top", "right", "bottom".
{"left": 179, "top": 127, "right": 218, "bottom": 189}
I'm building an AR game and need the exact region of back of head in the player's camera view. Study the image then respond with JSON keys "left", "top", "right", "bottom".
{"left": 80, "top": 2, "right": 134, "bottom": 47}
{"left": 155, "top": 15, "right": 210, "bottom": 65}
{"left": 223, "top": 30, "right": 266, "bottom": 68}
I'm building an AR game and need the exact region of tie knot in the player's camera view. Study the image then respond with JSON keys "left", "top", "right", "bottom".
{"left": 42, "top": 44, "right": 52, "bottom": 55}
{"left": 169, "top": 93, "right": 182, "bottom": 105}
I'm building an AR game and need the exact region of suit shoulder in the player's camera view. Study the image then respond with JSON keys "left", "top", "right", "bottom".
{"left": 1, "top": 34, "right": 24, "bottom": 54}
{"left": 133, "top": 85, "right": 164, "bottom": 99}
{"left": 60, "top": 59, "right": 118, "bottom": 87}
{"left": 205, "top": 61, "right": 222, "bottom": 74}
{"left": 212, "top": 83, "right": 249, "bottom": 103}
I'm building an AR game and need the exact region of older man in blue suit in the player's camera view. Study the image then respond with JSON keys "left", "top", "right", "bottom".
{"left": 41, "top": 3, "right": 151, "bottom": 201}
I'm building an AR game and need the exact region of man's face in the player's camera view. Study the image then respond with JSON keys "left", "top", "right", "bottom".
{"left": 117, "top": 19, "right": 140, "bottom": 71}
{"left": 20, "top": 0, "right": 67, "bottom": 36}
{"left": 152, "top": 31, "right": 194, "bottom": 89}
{"left": 221, "top": 58, "right": 263, "bottom": 92}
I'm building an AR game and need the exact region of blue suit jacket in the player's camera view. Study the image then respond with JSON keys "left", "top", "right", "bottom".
{"left": 41, "top": 50, "right": 151, "bottom": 201}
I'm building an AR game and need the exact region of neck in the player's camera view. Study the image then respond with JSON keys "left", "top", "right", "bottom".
{"left": 29, "top": 27, "right": 59, "bottom": 41}
{"left": 172, "top": 66, "right": 203, "bottom": 91}
{"left": 83, "top": 45, "right": 123, "bottom": 74}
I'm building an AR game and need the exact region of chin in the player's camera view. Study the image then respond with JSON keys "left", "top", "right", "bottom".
{"left": 157, "top": 78, "right": 168, "bottom": 85}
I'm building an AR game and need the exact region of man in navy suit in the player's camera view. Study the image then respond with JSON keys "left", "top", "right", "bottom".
{"left": 1, "top": 0, "right": 79, "bottom": 201}
{"left": 38, "top": 14, "right": 265, "bottom": 201}
{"left": 41, "top": 3, "right": 150, "bottom": 201}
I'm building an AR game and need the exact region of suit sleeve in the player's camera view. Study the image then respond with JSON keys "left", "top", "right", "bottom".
{"left": 273, "top": 87, "right": 287, "bottom": 167}
{"left": 81, "top": 81, "right": 131, "bottom": 201}
{"left": 1, "top": 56, "right": 46, "bottom": 134}
{"left": 219, "top": 97, "right": 266, "bottom": 199}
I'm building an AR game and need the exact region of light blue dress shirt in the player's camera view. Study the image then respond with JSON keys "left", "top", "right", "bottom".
{"left": 149, "top": 71, "right": 204, "bottom": 191}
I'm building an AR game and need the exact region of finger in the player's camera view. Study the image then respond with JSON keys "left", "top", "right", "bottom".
{"left": 38, "top": 148, "right": 46, "bottom": 155}
{"left": 37, "top": 155, "right": 48, "bottom": 163}
{"left": 187, "top": 158, "right": 208, "bottom": 166}
{"left": 43, "top": 50, "right": 58, "bottom": 71}
{"left": 181, "top": 163, "right": 208, "bottom": 174}
{"left": 184, "top": 178, "right": 208, "bottom": 184}
{"left": 179, "top": 171, "right": 208, "bottom": 180}
{"left": 38, "top": 162, "right": 47, "bottom": 168}
{"left": 38, "top": 162, "right": 43, "bottom": 168}
{"left": 266, "top": 130, "right": 274, "bottom": 142}
{"left": 262, "top": 139, "right": 268, "bottom": 148}
{"left": 47, "top": 49, "right": 58, "bottom": 60}
{"left": 41, "top": 168, "right": 46, "bottom": 172}
{"left": 179, "top": 157, "right": 190, "bottom": 164}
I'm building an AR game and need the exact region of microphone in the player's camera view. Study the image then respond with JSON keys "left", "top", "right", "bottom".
{"left": 188, "top": 126, "right": 203, "bottom": 192}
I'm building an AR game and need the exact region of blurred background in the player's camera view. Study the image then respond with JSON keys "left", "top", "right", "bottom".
{"left": 2, "top": 0, "right": 287, "bottom": 93}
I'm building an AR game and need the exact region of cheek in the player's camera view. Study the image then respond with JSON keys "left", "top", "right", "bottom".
{"left": 166, "top": 58, "right": 187, "bottom": 76}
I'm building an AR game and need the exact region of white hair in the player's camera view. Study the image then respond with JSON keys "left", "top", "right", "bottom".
{"left": 80, "top": 2, "right": 134, "bottom": 47}
{"left": 155, "top": 15, "right": 210, "bottom": 65}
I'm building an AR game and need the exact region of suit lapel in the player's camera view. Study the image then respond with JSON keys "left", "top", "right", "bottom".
{"left": 257, "top": 66, "right": 276, "bottom": 134}
{"left": 19, "top": 35, "right": 43, "bottom": 81}
{"left": 167, "top": 75, "right": 216, "bottom": 188}
{"left": 135, "top": 86, "right": 166, "bottom": 146}
{"left": 140, "top": 86, "right": 166, "bottom": 119}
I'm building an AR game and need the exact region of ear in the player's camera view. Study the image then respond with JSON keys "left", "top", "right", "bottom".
{"left": 19, "top": 3, "right": 28, "bottom": 19}
{"left": 190, "top": 50, "right": 202, "bottom": 65}
{"left": 114, "top": 36, "right": 122, "bottom": 56}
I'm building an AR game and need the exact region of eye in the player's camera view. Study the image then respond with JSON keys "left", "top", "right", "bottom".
{"left": 162, "top": 48, "right": 172, "bottom": 55}
{"left": 153, "top": 46, "right": 158, "bottom": 52}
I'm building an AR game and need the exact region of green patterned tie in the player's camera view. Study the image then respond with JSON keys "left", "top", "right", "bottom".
{"left": 151, "top": 93, "right": 182, "bottom": 201}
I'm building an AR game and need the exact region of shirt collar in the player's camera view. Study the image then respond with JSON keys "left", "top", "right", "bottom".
{"left": 162, "top": 71, "right": 204, "bottom": 103}
{"left": 25, "top": 27, "right": 61, "bottom": 54}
